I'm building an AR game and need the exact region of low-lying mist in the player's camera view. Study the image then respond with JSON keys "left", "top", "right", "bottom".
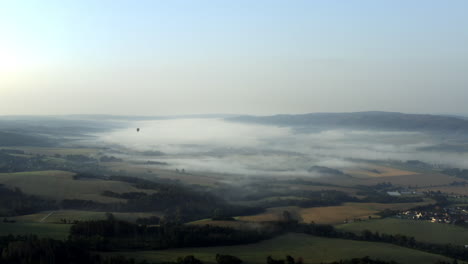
{"left": 91, "top": 118, "right": 468, "bottom": 175}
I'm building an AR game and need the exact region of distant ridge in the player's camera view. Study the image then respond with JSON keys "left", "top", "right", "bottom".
{"left": 226, "top": 111, "right": 468, "bottom": 132}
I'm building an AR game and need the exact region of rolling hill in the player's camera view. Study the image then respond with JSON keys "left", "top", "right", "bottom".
{"left": 227, "top": 111, "right": 468, "bottom": 133}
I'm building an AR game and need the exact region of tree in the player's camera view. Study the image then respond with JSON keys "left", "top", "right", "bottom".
{"left": 178, "top": 256, "right": 203, "bottom": 264}
{"left": 286, "top": 255, "right": 295, "bottom": 264}
{"left": 105, "top": 212, "right": 115, "bottom": 221}
{"left": 216, "top": 254, "right": 242, "bottom": 264}
{"left": 282, "top": 211, "right": 292, "bottom": 222}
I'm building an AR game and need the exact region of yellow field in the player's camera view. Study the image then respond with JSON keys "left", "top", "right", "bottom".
{"left": 0, "top": 170, "right": 154, "bottom": 203}
{"left": 299, "top": 201, "right": 435, "bottom": 224}
{"left": 238, "top": 200, "right": 435, "bottom": 225}
{"left": 299, "top": 205, "right": 380, "bottom": 224}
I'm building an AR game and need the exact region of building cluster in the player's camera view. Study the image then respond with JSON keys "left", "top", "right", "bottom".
{"left": 398, "top": 206, "right": 468, "bottom": 224}
{"left": 386, "top": 189, "right": 420, "bottom": 196}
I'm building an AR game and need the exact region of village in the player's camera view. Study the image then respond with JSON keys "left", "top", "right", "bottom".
{"left": 397, "top": 206, "right": 468, "bottom": 224}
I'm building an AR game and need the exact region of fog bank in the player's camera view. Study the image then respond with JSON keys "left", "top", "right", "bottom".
{"left": 93, "top": 118, "right": 468, "bottom": 175}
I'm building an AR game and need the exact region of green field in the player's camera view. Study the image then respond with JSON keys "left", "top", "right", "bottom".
{"left": 0, "top": 170, "right": 153, "bottom": 203}
{"left": 0, "top": 222, "right": 71, "bottom": 240}
{"left": 337, "top": 218, "right": 468, "bottom": 246}
{"left": 110, "top": 233, "right": 453, "bottom": 264}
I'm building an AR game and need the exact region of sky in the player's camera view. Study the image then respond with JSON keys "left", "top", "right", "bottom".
{"left": 1, "top": 0, "right": 467, "bottom": 116}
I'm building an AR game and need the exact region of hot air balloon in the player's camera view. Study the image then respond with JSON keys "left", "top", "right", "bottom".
{"left": 137, "top": 128, "right": 140, "bottom": 132}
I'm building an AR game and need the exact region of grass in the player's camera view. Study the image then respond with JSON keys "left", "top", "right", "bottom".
{"left": 110, "top": 233, "right": 453, "bottom": 264}
{"left": 0, "top": 222, "right": 71, "bottom": 240}
{"left": 0, "top": 170, "right": 154, "bottom": 203}
{"left": 337, "top": 218, "right": 468, "bottom": 246}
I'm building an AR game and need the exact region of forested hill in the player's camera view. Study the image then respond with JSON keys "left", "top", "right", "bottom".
{"left": 226, "top": 111, "right": 468, "bottom": 132}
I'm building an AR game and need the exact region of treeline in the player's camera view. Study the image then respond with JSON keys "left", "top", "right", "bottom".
{"left": 69, "top": 218, "right": 272, "bottom": 250}
{"left": 326, "top": 256, "right": 399, "bottom": 264}
{"left": 423, "top": 191, "right": 450, "bottom": 206}
{"left": 356, "top": 186, "right": 423, "bottom": 204}
{"left": 0, "top": 185, "right": 56, "bottom": 216}
{"left": 0, "top": 234, "right": 247, "bottom": 264}
{"left": 60, "top": 199, "right": 122, "bottom": 212}
{"left": 0, "top": 235, "right": 98, "bottom": 264}
{"left": 135, "top": 216, "right": 161, "bottom": 225}
{"left": 358, "top": 193, "right": 423, "bottom": 204}
{"left": 0, "top": 234, "right": 168, "bottom": 264}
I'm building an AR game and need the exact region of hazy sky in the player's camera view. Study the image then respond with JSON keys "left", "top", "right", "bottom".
{"left": 1, "top": 0, "right": 467, "bottom": 116}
